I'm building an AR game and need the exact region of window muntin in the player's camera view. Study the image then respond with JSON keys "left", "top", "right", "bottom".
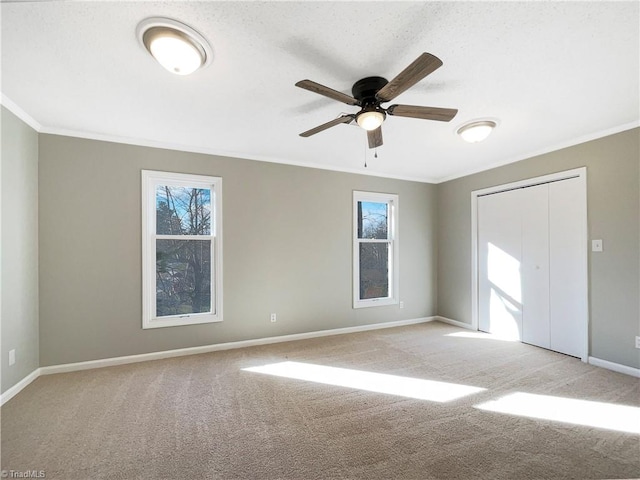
{"left": 353, "top": 191, "right": 398, "bottom": 308}
{"left": 142, "top": 171, "right": 222, "bottom": 328}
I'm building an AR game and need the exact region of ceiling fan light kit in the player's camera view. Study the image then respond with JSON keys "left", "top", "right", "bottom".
{"left": 137, "top": 17, "right": 212, "bottom": 75}
{"left": 457, "top": 120, "right": 497, "bottom": 143}
{"left": 295, "top": 52, "right": 459, "bottom": 149}
{"left": 356, "top": 109, "right": 386, "bottom": 131}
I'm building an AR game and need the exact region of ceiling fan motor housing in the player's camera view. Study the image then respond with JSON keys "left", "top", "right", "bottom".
{"left": 352, "top": 76, "right": 388, "bottom": 104}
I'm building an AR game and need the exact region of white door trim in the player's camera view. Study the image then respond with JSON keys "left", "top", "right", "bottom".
{"left": 470, "top": 167, "right": 589, "bottom": 362}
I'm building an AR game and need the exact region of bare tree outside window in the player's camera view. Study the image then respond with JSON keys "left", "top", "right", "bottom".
{"left": 358, "top": 201, "right": 389, "bottom": 299}
{"left": 155, "top": 186, "right": 213, "bottom": 317}
{"left": 353, "top": 191, "right": 398, "bottom": 309}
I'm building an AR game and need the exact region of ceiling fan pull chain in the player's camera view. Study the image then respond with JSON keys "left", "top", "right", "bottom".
{"left": 364, "top": 139, "right": 368, "bottom": 168}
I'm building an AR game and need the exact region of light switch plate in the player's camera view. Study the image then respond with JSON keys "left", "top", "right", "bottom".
{"left": 592, "top": 239, "right": 603, "bottom": 252}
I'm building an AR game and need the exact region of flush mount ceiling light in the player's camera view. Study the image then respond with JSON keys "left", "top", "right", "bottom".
{"left": 137, "top": 18, "right": 213, "bottom": 75}
{"left": 457, "top": 120, "right": 497, "bottom": 143}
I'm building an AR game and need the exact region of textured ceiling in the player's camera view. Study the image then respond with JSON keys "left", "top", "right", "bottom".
{"left": 1, "top": 1, "right": 638, "bottom": 182}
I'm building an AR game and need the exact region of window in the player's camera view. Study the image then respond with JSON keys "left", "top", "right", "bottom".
{"left": 353, "top": 191, "right": 399, "bottom": 308}
{"left": 142, "top": 170, "right": 222, "bottom": 328}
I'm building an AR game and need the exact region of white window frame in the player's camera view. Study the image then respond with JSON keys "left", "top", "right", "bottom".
{"left": 353, "top": 191, "right": 399, "bottom": 309}
{"left": 142, "top": 170, "right": 223, "bottom": 329}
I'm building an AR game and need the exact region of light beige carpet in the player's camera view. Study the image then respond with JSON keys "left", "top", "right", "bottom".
{"left": 1, "top": 322, "right": 639, "bottom": 479}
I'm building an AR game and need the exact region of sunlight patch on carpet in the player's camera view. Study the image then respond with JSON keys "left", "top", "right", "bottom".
{"left": 445, "top": 331, "right": 517, "bottom": 341}
{"left": 475, "top": 392, "right": 640, "bottom": 434}
{"left": 243, "top": 361, "right": 485, "bottom": 402}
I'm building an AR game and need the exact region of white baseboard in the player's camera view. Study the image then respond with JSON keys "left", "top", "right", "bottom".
{"left": 435, "top": 316, "right": 475, "bottom": 330}
{"left": 588, "top": 357, "right": 640, "bottom": 378}
{"left": 39, "top": 317, "right": 436, "bottom": 376}
{"left": 1, "top": 368, "right": 41, "bottom": 406}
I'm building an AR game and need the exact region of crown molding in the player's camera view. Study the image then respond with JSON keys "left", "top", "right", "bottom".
{"left": 0, "top": 93, "right": 42, "bottom": 131}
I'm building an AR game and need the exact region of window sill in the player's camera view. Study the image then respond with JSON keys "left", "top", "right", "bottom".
{"left": 353, "top": 298, "right": 398, "bottom": 309}
{"left": 142, "top": 314, "right": 222, "bottom": 329}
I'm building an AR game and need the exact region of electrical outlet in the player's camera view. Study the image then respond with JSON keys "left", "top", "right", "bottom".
{"left": 635, "top": 336, "right": 640, "bottom": 349}
{"left": 399, "top": 301, "right": 404, "bottom": 309}
{"left": 270, "top": 313, "right": 277, "bottom": 323}
{"left": 592, "top": 239, "right": 603, "bottom": 252}
{"left": 9, "top": 349, "right": 16, "bottom": 366}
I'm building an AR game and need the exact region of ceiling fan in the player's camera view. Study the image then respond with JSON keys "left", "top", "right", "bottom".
{"left": 295, "top": 52, "right": 458, "bottom": 149}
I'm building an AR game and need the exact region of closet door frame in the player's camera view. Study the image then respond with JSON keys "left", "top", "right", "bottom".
{"left": 470, "top": 167, "right": 588, "bottom": 362}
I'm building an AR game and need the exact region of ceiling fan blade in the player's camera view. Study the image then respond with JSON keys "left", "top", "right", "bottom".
{"left": 299, "top": 115, "right": 354, "bottom": 137}
{"left": 367, "top": 127, "right": 383, "bottom": 149}
{"left": 387, "top": 104, "right": 458, "bottom": 122}
{"left": 295, "top": 79, "right": 359, "bottom": 106}
{"left": 376, "top": 53, "right": 443, "bottom": 103}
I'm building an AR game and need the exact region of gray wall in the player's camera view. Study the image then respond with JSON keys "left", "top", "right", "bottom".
{"left": 437, "top": 128, "right": 640, "bottom": 369}
{"left": 1, "top": 107, "right": 39, "bottom": 393}
{"left": 5, "top": 112, "right": 637, "bottom": 384}
{"left": 38, "top": 135, "right": 437, "bottom": 366}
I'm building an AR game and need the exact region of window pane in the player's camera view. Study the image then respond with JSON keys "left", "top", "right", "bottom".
{"left": 156, "top": 186, "right": 211, "bottom": 235}
{"left": 156, "top": 239, "right": 212, "bottom": 317}
{"left": 358, "top": 201, "right": 388, "bottom": 239}
{"left": 359, "top": 243, "right": 389, "bottom": 299}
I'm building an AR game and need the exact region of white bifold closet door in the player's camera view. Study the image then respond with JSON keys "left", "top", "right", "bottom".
{"left": 478, "top": 177, "right": 584, "bottom": 358}
{"left": 478, "top": 188, "right": 524, "bottom": 341}
{"left": 521, "top": 183, "right": 551, "bottom": 349}
{"left": 548, "top": 178, "right": 586, "bottom": 357}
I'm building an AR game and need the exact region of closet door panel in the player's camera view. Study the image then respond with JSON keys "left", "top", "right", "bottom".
{"left": 478, "top": 189, "right": 523, "bottom": 339}
{"left": 549, "top": 177, "right": 585, "bottom": 357}
{"left": 521, "top": 184, "right": 550, "bottom": 348}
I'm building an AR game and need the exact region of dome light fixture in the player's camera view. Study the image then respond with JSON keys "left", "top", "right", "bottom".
{"left": 457, "top": 120, "right": 497, "bottom": 143}
{"left": 137, "top": 18, "right": 213, "bottom": 75}
{"left": 356, "top": 108, "right": 386, "bottom": 131}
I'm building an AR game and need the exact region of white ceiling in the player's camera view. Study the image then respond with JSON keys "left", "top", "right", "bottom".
{"left": 2, "top": 1, "right": 638, "bottom": 183}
